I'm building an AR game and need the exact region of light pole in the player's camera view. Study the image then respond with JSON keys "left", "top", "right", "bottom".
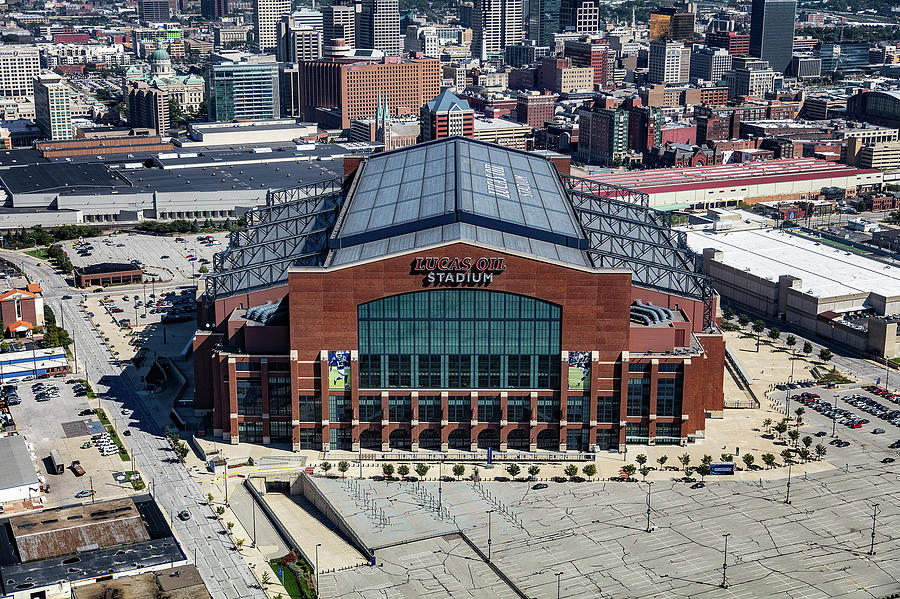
{"left": 869, "top": 504, "right": 879, "bottom": 556}
{"left": 487, "top": 509, "right": 494, "bottom": 562}
{"left": 556, "top": 571, "right": 563, "bottom": 599}
{"left": 645, "top": 481, "right": 653, "bottom": 532}
{"left": 251, "top": 499, "right": 256, "bottom": 548}
{"left": 784, "top": 462, "right": 792, "bottom": 505}
{"left": 438, "top": 458, "right": 443, "bottom": 511}
{"left": 831, "top": 415, "right": 837, "bottom": 438}
{"left": 315, "top": 543, "right": 322, "bottom": 591}
{"left": 720, "top": 533, "right": 730, "bottom": 589}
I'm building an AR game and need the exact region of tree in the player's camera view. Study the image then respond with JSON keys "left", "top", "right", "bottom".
{"left": 678, "top": 453, "right": 692, "bottom": 476}
{"left": 780, "top": 449, "right": 793, "bottom": 464}
{"left": 415, "top": 463, "right": 429, "bottom": 478}
{"left": 819, "top": 348, "right": 833, "bottom": 363}
{"left": 382, "top": 463, "right": 395, "bottom": 477}
{"left": 768, "top": 327, "right": 781, "bottom": 341}
{"left": 814, "top": 444, "right": 827, "bottom": 460}
{"left": 763, "top": 417, "right": 773, "bottom": 434}
{"left": 235, "top": 538, "right": 245, "bottom": 550}
{"left": 207, "top": 492, "right": 214, "bottom": 504}
{"left": 723, "top": 307, "right": 735, "bottom": 320}
{"left": 752, "top": 320, "right": 765, "bottom": 351}
{"left": 226, "top": 521, "right": 234, "bottom": 531}
{"left": 199, "top": 265, "right": 209, "bottom": 274}
{"left": 788, "top": 428, "right": 800, "bottom": 446}
{"left": 261, "top": 571, "right": 271, "bottom": 586}
{"left": 168, "top": 97, "right": 186, "bottom": 127}
{"left": 696, "top": 463, "right": 710, "bottom": 482}
{"left": 338, "top": 461, "right": 350, "bottom": 477}
{"left": 564, "top": 464, "right": 579, "bottom": 479}
{"left": 656, "top": 455, "right": 668, "bottom": 469}
{"left": 701, "top": 454, "right": 713, "bottom": 466}
{"left": 738, "top": 313, "right": 750, "bottom": 327}
{"left": 795, "top": 406, "right": 805, "bottom": 420}
{"left": 453, "top": 464, "right": 465, "bottom": 480}
{"left": 786, "top": 334, "right": 797, "bottom": 349}
{"left": 320, "top": 461, "right": 332, "bottom": 475}
{"left": 720, "top": 453, "right": 733, "bottom": 463}
{"left": 639, "top": 466, "right": 650, "bottom": 481}
{"left": 761, "top": 453, "right": 776, "bottom": 469}
{"left": 216, "top": 506, "right": 225, "bottom": 516}
{"left": 398, "top": 464, "right": 410, "bottom": 478}
{"left": 621, "top": 464, "right": 636, "bottom": 480}
{"left": 583, "top": 464, "right": 597, "bottom": 480}
{"left": 506, "top": 463, "right": 521, "bottom": 478}
{"left": 774, "top": 420, "right": 788, "bottom": 441}
{"left": 798, "top": 448, "right": 811, "bottom": 462}
{"left": 528, "top": 465, "right": 540, "bottom": 479}
{"left": 802, "top": 341, "right": 813, "bottom": 357}
{"left": 742, "top": 453, "right": 755, "bottom": 470}
{"left": 635, "top": 454, "right": 647, "bottom": 467}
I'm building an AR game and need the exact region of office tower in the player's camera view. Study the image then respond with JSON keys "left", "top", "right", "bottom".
{"left": 292, "top": 8, "right": 323, "bottom": 30}
{"left": 280, "top": 64, "right": 300, "bottom": 117}
{"left": 560, "top": 0, "right": 599, "bottom": 35}
{"left": 277, "top": 16, "right": 323, "bottom": 62}
{"left": 564, "top": 38, "right": 613, "bottom": 90}
{"left": 577, "top": 103, "right": 628, "bottom": 165}
{"left": 297, "top": 57, "right": 440, "bottom": 128}
{"left": 649, "top": 7, "right": 695, "bottom": 42}
{"left": 471, "top": 0, "right": 524, "bottom": 60}
{"left": 201, "top": 0, "right": 229, "bottom": 20}
{"left": 749, "top": 0, "right": 796, "bottom": 73}
{"left": 538, "top": 56, "right": 592, "bottom": 93}
{"left": 420, "top": 89, "right": 475, "bottom": 141}
{"left": 139, "top": 0, "right": 170, "bottom": 23}
{"left": 723, "top": 59, "right": 775, "bottom": 99}
{"left": 690, "top": 45, "right": 732, "bottom": 82}
{"left": 34, "top": 74, "right": 73, "bottom": 141}
{"left": 516, "top": 91, "right": 557, "bottom": 127}
{"left": 648, "top": 39, "right": 685, "bottom": 84}
{"left": 0, "top": 47, "right": 40, "bottom": 97}
{"left": 706, "top": 30, "right": 749, "bottom": 56}
{"left": 323, "top": 3, "right": 355, "bottom": 46}
{"left": 526, "top": 0, "right": 560, "bottom": 47}
{"left": 206, "top": 52, "right": 281, "bottom": 120}
{"left": 357, "top": 0, "right": 401, "bottom": 55}
{"left": 126, "top": 82, "right": 170, "bottom": 135}
{"left": 253, "top": 0, "right": 291, "bottom": 52}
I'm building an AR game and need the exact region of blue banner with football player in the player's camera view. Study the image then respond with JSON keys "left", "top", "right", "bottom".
{"left": 568, "top": 351, "right": 591, "bottom": 391}
{"left": 328, "top": 350, "right": 351, "bottom": 390}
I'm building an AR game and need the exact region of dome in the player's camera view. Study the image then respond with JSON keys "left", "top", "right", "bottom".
{"left": 149, "top": 48, "right": 170, "bottom": 62}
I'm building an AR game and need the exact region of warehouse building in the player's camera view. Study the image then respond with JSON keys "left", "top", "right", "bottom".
{"left": 0, "top": 436, "right": 39, "bottom": 505}
{"left": 193, "top": 137, "right": 725, "bottom": 453}
{"left": 687, "top": 227, "right": 900, "bottom": 358}
{"left": 587, "top": 158, "right": 883, "bottom": 210}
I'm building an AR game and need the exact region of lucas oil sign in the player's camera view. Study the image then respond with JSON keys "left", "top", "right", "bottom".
{"left": 411, "top": 257, "right": 506, "bottom": 287}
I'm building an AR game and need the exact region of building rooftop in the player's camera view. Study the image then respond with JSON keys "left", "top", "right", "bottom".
{"left": 424, "top": 89, "right": 471, "bottom": 113}
{"left": 685, "top": 227, "right": 900, "bottom": 298}
{"left": 0, "top": 436, "right": 39, "bottom": 494}
{"left": 0, "top": 163, "right": 128, "bottom": 195}
{"left": 333, "top": 137, "right": 584, "bottom": 248}
{"left": 75, "top": 263, "right": 143, "bottom": 276}
{"left": 72, "top": 565, "right": 211, "bottom": 599}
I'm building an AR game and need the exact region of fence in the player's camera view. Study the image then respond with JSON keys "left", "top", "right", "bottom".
{"left": 358, "top": 451, "right": 596, "bottom": 463}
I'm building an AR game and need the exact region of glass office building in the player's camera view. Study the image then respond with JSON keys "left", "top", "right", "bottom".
{"left": 749, "top": 0, "right": 797, "bottom": 73}
{"left": 206, "top": 61, "right": 281, "bottom": 121}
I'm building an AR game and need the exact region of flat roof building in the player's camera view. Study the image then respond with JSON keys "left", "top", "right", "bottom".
{"left": 74, "top": 263, "right": 143, "bottom": 288}
{"left": 0, "top": 436, "right": 39, "bottom": 505}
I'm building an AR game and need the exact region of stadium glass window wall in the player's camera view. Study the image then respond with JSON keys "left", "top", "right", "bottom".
{"left": 357, "top": 290, "right": 561, "bottom": 390}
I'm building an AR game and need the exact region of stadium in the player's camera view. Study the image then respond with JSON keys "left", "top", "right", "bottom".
{"left": 193, "top": 137, "right": 725, "bottom": 453}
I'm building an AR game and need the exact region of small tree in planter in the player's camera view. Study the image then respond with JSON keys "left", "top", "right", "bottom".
{"left": 320, "top": 461, "right": 332, "bottom": 476}
{"left": 639, "top": 466, "right": 650, "bottom": 481}
{"left": 695, "top": 463, "right": 710, "bottom": 482}
{"left": 261, "top": 571, "right": 271, "bottom": 586}
{"left": 415, "top": 463, "right": 429, "bottom": 478}
{"left": 506, "top": 463, "right": 520, "bottom": 479}
{"left": 398, "top": 464, "right": 410, "bottom": 478}
{"left": 564, "top": 464, "right": 579, "bottom": 480}
{"left": 720, "top": 453, "right": 733, "bottom": 463}
{"left": 216, "top": 506, "right": 225, "bottom": 516}
{"left": 453, "top": 464, "right": 465, "bottom": 480}
{"left": 226, "top": 521, "right": 234, "bottom": 532}
{"left": 621, "top": 464, "right": 636, "bottom": 481}
{"left": 742, "top": 453, "right": 755, "bottom": 470}
{"left": 382, "top": 463, "right": 395, "bottom": 478}
{"left": 338, "top": 461, "right": 350, "bottom": 478}
{"left": 656, "top": 455, "right": 668, "bottom": 470}
{"left": 235, "top": 538, "right": 245, "bottom": 551}
{"left": 780, "top": 449, "right": 793, "bottom": 464}
{"left": 582, "top": 463, "right": 597, "bottom": 481}
{"left": 528, "top": 465, "right": 540, "bottom": 480}
{"left": 635, "top": 454, "right": 647, "bottom": 468}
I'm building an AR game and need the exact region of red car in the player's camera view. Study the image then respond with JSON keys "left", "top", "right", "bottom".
{"left": 807, "top": 393, "right": 819, "bottom": 399}
{"left": 850, "top": 422, "right": 862, "bottom": 428}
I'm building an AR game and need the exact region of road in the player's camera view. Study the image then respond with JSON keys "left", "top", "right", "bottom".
{"left": 2, "top": 250, "right": 266, "bottom": 599}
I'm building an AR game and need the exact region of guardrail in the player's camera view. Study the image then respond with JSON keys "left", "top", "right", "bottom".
{"left": 358, "top": 451, "right": 596, "bottom": 463}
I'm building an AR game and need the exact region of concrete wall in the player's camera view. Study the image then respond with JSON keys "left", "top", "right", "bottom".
{"left": 297, "top": 472, "right": 372, "bottom": 558}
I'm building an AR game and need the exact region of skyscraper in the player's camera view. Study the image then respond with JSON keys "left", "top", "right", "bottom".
{"left": 357, "top": 0, "right": 401, "bottom": 55}
{"left": 34, "top": 74, "right": 73, "bottom": 141}
{"left": 526, "top": 0, "right": 560, "bottom": 47}
{"left": 323, "top": 2, "right": 356, "bottom": 46}
{"left": 139, "top": 0, "right": 170, "bottom": 23}
{"left": 471, "top": 0, "right": 524, "bottom": 61}
{"left": 201, "top": 0, "right": 229, "bottom": 20}
{"left": 206, "top": 52, "right": 281, "bottom": 121}
{"left": 0, "top": 47, "right": 40, "bottom": 97}
{"left": 749, "top": 0, "right": 796, "bottom": 73}
{"left": 648, "top": 39, "right": 686, "bottom": 84}
{"left": 420, "top": 89, "right": 475, "bottom": 141}
{"left": 277, "top": 15, "right": 323, "bottom": 62}
{"left": 559, "top": 0, "right": 599, "bottom": 35}
{"left": 126, "top": 82, "right": 170, "bottom": 135}
{"left": 253, "top": 0, "right": 291, "bottom": 52}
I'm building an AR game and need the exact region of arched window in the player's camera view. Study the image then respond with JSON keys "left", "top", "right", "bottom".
{"left": 358, "top": 290, "right": 561, "bottom": 389}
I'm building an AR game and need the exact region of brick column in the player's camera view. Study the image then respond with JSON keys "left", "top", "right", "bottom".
{"left": 226, "top": 358, "right": 239, "bottom": 444}
{"left": 260, "top": 358, "right": 270, "bottom": 444}
{"left": 410, "top": 392, "right": 420, "bottom": 451}
{"left": 559, "top": 353, "right": 568, "bottom": 452}
{"left": 440, "top": 391, "right": 449, "bottom": 451}
{"left": 290, "top": 349, "right": 300, "bottom": 452}
{"left": 319, "top": 350, "right": 330, "bottom": 452}
{"left": 589, "top": 351, "right": 599, "bottom": 451}
{"left": 648, "top": 359, "right": 659, "bottom": 444}
{"left": 470, "top": 392, "right": 479, "bottom": 451}
{"left": 529, "top": 391, "right": 538, "bottom": 452}
{"left": 381, "top": 391, "right": 389, "bottom": 451}
{"left": 618, "top": 352, "right": 629, "bottom": 450}
{"left": 351, "top": 351, "right": 360, "bottom": 452}
{"left": 499, "top": 391, "right": 508, "bottom": 450}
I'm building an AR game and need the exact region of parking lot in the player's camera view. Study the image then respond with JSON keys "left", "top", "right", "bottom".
{"left": 60, "top": 232, "right": 227, "bottom": 284}
{"left": 7, "top": 377, "right": 140, "bottom": 509}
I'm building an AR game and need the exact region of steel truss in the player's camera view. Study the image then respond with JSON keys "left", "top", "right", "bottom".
{"left": 205, "top": 177, "right": 345, "bottom": 301}
{"left": 562, "top": 175, "right": 715, "bottom": 329}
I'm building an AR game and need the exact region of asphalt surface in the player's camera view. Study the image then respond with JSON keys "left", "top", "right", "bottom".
{"left": 2, "top": 249, "right": 266, "bottom": 599}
